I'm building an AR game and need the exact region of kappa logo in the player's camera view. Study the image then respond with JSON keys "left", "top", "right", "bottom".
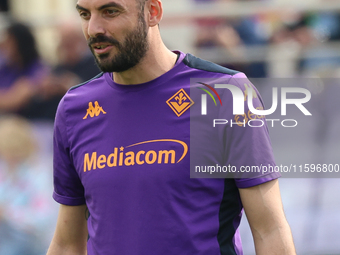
{"left": 166, "top": 89, "right": 194, "bottom": 117}
{"left": 83, "top": 101, "right": 107, "bottom": 119}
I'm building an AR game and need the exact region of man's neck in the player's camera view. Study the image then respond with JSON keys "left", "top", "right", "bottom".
{"left": 112, "top": 46, "right": 178, "bottom": 85}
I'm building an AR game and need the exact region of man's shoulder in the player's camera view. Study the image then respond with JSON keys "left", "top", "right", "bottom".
{"left": 69, "top": 72, "right": 105, "bottom": 91}
{"left": 57, "top": 72, "right": 106, "bottom": 114}
{"left": 183, "top": 53, "right": 240, "bottom": 76}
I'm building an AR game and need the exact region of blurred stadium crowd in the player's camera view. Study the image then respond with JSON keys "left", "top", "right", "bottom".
{"left": 193, "top": 2, "right": 340, "bottom": 78}
{"left": 0, "top": 1, "right": 101, "bottom": 253}
{"left": 0, "top": 0, "right": 339, "bottom": 254}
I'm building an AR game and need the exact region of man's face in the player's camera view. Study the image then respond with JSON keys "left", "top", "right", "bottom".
{"left": 76, "top": 0, "right": 149, "bottom": 73}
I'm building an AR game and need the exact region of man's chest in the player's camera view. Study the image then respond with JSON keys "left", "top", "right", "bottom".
{"left": 66, "top": 97, "right": 191, "bottom": 193}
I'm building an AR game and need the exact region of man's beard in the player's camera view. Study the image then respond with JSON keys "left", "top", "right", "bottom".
{"left": 88, "top": 13, "right": 149, "bottom": 73}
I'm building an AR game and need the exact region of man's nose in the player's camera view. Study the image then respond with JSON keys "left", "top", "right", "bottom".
{"left": 87, "top": 15, "right": 106, "bottom": 38}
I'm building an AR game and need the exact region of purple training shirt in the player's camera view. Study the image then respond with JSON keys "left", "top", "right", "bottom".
{"left": 53, "top": 51, "right": 279, "bottom": 255}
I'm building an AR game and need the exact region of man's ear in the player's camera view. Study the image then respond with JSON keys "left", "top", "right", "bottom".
{"left": 147, "top": 0, "right": 163, "bottom": 27}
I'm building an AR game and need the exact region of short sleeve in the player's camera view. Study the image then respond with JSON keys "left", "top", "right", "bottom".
{"left": 223, "top": 73, "right": 280, "bottom": 188}
{"left": 53, "top": 97, "right": 86, "bottom": 205}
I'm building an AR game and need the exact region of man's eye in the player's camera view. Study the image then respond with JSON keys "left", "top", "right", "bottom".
{"left": 79, "top": 12, "right": 90, "bottom": 19}
{"left": 104, "top": 9, "right": 118, "bottom": 16}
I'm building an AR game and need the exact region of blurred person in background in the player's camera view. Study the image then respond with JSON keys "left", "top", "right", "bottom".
{"left": 268, "top": 11, "right": 340, "bottom": 77}
{"left": 195, "top": 16, "right": 267, "bottom": 78}
{"left": 0, "top": 19, "right": 99, "bottom": 121}
{"left": 0, "top": 0, "right": 8, "bottom": 12}
{"left": 298, "top": 12, "right": 340, "bottom": 74}
{"left": 0, "top": 21, "right": 49, "bottom": 115}
{"left": 0, "top": 115, "right": 57, "bottom": 255}
{"left": 268, "top": 12, "right": 316, "bottom": 77}
{"left": 53, "top": 19, "right": 100, "bottom": 83}
{"left": 19, "top": 19, "right": 100, "bottom": 121}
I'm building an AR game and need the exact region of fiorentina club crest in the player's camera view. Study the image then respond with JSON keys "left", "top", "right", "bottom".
{"left": 166, "top": 89, "right": 194, "bottom": 117}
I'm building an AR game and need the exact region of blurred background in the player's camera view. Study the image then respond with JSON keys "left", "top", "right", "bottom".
{"left": 0, "top": 0, "right": 339, "bottom": 254}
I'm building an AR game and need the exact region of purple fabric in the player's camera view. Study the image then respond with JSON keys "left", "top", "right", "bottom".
{"left": 53, "top": 51, "right": 279, "bottom": 254}
{"left": 236, "top": 174, "right": 281, "bottom": 189}
{"left": 0, "top": 60, "right": 47, "bottom": 89}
